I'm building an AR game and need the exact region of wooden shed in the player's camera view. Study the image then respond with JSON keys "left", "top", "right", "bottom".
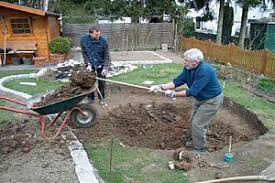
{"left": 0, "top": 1, "right": 60, "bottom": 66}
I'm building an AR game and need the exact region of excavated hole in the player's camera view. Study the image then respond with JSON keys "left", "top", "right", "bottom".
{"left": 108, "top": 101, "right": 266, "bottom": 151}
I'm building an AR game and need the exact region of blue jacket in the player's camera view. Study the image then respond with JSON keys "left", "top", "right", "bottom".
{"left": 80, "top": 35, "right": 111, "bottom": 69}
{"left": 173, "top": 61, "right": 222, "bottom": 101}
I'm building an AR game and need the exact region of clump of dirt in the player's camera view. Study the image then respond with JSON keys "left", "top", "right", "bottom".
{"left": 70, "top": 69, "right": 97, "bottom": 89}
{"left": 34, "top": 69, "right": 96, "bottom": 107}
{"left": 108, "top": 102, "right": 250, "bottom": 150}
{"left": 0, "top": 119, "right": 39, "bottom": 156}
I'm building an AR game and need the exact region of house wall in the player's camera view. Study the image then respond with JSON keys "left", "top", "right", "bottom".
{"left": 0, "top": 7, "right": 59, "bottom": 63}
{"left": 187, "top": 0, "right": 274, "bottom": 36}
{"left": 47, "top": 16, "right": 60, "bottom": 40}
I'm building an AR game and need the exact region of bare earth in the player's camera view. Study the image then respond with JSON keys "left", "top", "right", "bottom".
{"left": 0, "top": 117, "right": 78, "bottom": 183}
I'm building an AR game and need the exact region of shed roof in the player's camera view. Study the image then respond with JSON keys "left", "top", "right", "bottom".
{"left": 0, "top": 1, "right": 59, "bottom": 17}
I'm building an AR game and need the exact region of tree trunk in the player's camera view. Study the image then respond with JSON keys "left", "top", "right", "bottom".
{"left": 239, "top": 5, "right": 249, "bottom": 49}
{"left": 216, "top": 0, "right": 225, "bottom": 45}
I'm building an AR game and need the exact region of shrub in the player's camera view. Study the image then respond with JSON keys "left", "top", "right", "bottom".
{"left": 177, "top": 18, "right": 195, "bottom": 38}
{"left": 257, "top": 78, "right": 275, "bottom": 92}
{"left": 48, "top": 37, "right": 72, "bottom": 54}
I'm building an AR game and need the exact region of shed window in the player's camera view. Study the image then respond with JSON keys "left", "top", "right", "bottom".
{"left": 11, "top": 18, "right": 31, "bottom": 34}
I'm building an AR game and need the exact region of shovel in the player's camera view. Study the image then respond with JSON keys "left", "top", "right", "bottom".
{"left": 96, "top": 77, "right": 165, "bottom": 93}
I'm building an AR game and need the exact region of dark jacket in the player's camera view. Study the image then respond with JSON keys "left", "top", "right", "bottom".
{"left": 173, "top": 61, "right": 222, "bottom": 101}
{"left": 80, "top": 35, "right": 111, "bottom": 69}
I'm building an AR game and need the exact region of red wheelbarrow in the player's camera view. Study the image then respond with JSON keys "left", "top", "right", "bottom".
{"left": 0, "top": 89, "right": 97, "bottom": 139}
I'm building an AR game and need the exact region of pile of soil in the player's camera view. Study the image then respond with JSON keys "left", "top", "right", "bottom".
{"left": 108, "top": 102, "right": 250, "bottom": 150}
{"left": 35, "top": 69, "right": 96, "bottom": 107}
{"left": 0, "top": 119, "right": 39, "bottom": 156}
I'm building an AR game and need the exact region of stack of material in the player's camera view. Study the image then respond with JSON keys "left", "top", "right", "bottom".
{"left": 51, "top": 59, "right": 137, "bottom": 80}
{"left": 107, "top": 63, "right": 137, "bottom": 78}
{"left": 53, "top": 59, "right": 84, "bottom": 79}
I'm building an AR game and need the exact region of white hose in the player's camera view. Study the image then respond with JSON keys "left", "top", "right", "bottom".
{"left": 197, "top": 175, "right": 271, "bottom": 183}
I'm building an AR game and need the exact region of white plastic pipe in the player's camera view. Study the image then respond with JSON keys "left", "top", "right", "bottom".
{"left": 197, "top": 175, "right": 272, "bottom": 183}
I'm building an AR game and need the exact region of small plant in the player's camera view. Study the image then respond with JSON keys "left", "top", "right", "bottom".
{"left": 48, "top": 37, "right": 72, "bottom": 54}
{"left": 257, "top": 78, "right": 275, "bottom": 92}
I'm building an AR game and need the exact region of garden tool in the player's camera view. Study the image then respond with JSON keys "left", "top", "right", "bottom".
{"left": 224, "top": 136, "right": 234, "bottom": 162}
{"left": 96, "top": 77, "right": 165, "bottom": 92}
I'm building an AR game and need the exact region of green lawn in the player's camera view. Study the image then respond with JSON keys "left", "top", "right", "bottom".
{"left": 0, "top": 101, "right": 18, "bottom": 126}
{"left": 223, "top": 80, "right": 275, "bottom": 128}
{"left": 85, "top": 140, "right": 187, "bottom": 183}
{"left": 112, "top": 64, "right": 182, "bottom": 85}
{"left": 0, "top": 69, "right": 36, "bottom": 126}
{"left": 0, "top": 70, "right": 35, "bottom": 78}
{"left": 3, "top": 78, "right": 61, "bottom": 95}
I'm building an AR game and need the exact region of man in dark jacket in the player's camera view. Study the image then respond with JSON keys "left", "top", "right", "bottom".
{"left": 80, "top": 26, "right": 111, "bottom": 102}
{"left": 150, "top": 48, "right": 223, "bottom": 152}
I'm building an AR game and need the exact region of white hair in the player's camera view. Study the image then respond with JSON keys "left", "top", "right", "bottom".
{"left": 183, "top": 48, "right": 204, "bottom": 62}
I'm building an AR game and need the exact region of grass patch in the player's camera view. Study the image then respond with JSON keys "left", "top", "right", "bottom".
{"left": 223, "top": 80, "right": 275, "bottom": 128}
{"left": 0, "top": 70, "right": 35, "bottom": 79}
{"left": 85, "top": 139, "right": 188, "bottom": 183}
{"left": 0, "top": 70, "right": 36, "bottom": 126}
{"left": 0, "top": 101, "right": 18, "bottom": 126}
{"left": 257, "top": 78, "right": 275, "bottom": 93}
{"left": 3, "top": 78, "right": 61, "bottom": 95}
{"left": 111, "top": 64, "right": 182, "bottom": 86}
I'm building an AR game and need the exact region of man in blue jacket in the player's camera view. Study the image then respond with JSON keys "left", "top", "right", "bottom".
{"left": 80, "top": 26, "right": 111, "bottom": 103}
{"left": 150, "top": 48, "right": 223, "bottom": 152}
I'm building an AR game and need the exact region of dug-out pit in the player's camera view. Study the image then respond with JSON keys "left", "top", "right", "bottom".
{"left": 75, "top": 85, "right": 267, "bottom": 151}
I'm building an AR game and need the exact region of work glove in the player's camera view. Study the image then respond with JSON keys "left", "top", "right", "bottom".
{"left": 101, "top": 68, "right": 108, "bottom": 76}
{"left": 165, "top": 90, "right": 176, "bottom": 98}
{"left": 86, "top": 64, "right": 92, "bottom": 72}
{"left": 149, "top": 85, "right": 163, "bottom": 93}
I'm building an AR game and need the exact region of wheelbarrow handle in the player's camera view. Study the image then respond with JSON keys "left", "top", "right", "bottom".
{"left": 0, "top": 96, "right": 26, "bottom": 106}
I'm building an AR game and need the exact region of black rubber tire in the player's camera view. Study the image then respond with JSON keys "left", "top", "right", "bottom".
{"left": 71, "top": 104, "right": 97, "bottom": 128}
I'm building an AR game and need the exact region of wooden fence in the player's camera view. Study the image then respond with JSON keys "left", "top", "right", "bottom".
{"left": 63, "top": 23, "right": 174, "bottom": 51}
{"left": 180, "top": 37, "right": 275, "bottom": 78}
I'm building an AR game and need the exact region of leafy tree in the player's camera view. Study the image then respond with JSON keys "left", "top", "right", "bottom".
{"left": 125, "top": 0, "right": 144, "bottom": 23}
{"left": 175, "top": 6, "right": 195, "bottom": 37}
{"left": 111, "top": 0, "right": 129, "bottom": 19}
{"left": 144, "top": 0, "right": 178, "bottom": 18}
{"left": 180, "top": 0, "right": 225, "bottom": 45}
{"left": 1, "top": 0, "right": 18, "bottom": 2}
{"left": 1, "top": 0, "right": 44, "bottom": 9}
{"left": 84, "top": 0, "right": 112, "bottom": 17}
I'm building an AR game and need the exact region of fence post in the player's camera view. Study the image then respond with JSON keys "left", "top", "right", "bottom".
{"left": 229, "top": 44, "right": 233, "bottom": 64}
{"left": 261, "top": 51, "right": 268, "bottom": 75}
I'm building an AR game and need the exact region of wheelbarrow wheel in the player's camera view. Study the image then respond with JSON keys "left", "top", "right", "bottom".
{"left": 71, "top": 104, "right": 97, "bottom": 128}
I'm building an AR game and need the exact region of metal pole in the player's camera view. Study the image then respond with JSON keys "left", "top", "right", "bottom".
{"left": 3, "top": 28, "right": 7, "bottom": 66}
{"left": 109, "top": 138, "right": 114, "bottom": 174}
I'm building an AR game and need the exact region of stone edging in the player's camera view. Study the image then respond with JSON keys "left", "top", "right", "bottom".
{"left": 0, "top": 73, "right": 101, "bottom": 183}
